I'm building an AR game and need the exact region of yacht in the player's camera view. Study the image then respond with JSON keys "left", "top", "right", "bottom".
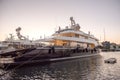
{"left": 0, "top": 27, "right": 41, "bottom": 54}
{"left": 0, "top": 17, "right": 100, "bottom": 68}
{"left": 0, "top": 42, "right": 15, "bottom": 54}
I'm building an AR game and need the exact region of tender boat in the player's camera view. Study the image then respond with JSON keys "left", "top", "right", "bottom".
{"left": 104, "top": 58, "right": 117, "bottom": 64}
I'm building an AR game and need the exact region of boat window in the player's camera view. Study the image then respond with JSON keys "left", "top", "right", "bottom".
{"left": 85, "top": 36, "right": 88, "bottom": 39}
{"left": 75, "top": 34, "right": 79, "bottom": 37}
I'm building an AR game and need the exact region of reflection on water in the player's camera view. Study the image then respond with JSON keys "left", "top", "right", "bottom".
{"left": 1, "top": 52, "right": 120, "bottom": 80}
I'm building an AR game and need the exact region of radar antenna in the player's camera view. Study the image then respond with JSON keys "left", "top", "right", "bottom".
{"left": 70, "top": 17, "right": 80, "bottom": 30}
{"left": 16, "top": 27, "right": 27, "bottom": 40}
{"left": 70, "top": 17, "right": 76, "bottom": 26}
{"left": 9, "top": 34, "right": 14, "bottom": 40}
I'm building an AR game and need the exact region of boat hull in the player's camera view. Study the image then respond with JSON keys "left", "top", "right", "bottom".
{"left": 0, "top": 47, "right": 100, "bottom": 69}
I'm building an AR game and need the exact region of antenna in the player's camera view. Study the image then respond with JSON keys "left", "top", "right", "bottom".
{"left": 99, "top": 35, "right": 101, "bottom": 42}
{"left": 104, "top": 28, "right": 106, "bottom": 41}
{"left": 70, "top": 17, "right": 76, "bottom": 26}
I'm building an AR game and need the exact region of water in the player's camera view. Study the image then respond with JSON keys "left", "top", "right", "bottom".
{"left": 1, "top": 52, "right": 120, "bottom": 80}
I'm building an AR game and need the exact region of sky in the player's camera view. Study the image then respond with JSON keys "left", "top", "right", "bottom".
{"left": 0, "top": 0, "right": 120, "bottom": 44}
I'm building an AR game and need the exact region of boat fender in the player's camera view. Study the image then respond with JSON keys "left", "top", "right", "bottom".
{"left": 94, "top": 48, "right": 97, "bottom": 52}
{"left": 91, "top": 49, "right": 93, "bottom": 53}
{"left": 48, "top": 48, "right": 51, "bottom": 54}
{"left": 51, "top": 46, "right": 55, "bottom": 54}
{"left": 76, "top": 47, "right": 79, "bottom": 52}
{"left": 85, "top": 48, "right": 88, "bottom": 52}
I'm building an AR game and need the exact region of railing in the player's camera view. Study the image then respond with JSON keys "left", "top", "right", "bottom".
{"left": 53, "top": 36, "right": 98, "bottom": 46}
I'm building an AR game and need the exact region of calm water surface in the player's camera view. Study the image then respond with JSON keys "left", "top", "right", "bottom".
{"left": 0, "top": 52, "right": 120, "bottom": 80}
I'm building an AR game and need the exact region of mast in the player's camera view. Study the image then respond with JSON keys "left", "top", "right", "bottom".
{"left": 70, "top": 17, "right": 76, "bottom": 26}
{"left": 70, "top": 17, "right": 80, "bottom": 30}
{"left": 104, "top": 28, "right": 106, "bottom": 41}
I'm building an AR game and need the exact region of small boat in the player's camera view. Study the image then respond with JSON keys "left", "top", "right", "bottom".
{"left": 104, "top": 58, "right": 117, "bottom": 64}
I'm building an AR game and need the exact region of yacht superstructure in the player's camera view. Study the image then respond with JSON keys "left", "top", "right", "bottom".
{"left": 39, "top": 17, "right": 99, "bottom": 49}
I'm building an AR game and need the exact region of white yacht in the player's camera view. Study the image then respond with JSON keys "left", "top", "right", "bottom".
{"left": 38, "top": 17, "right": 99, "bottom": 49}
{"left": 0, "top": 17, "right": 100, "bottom": 68}
{"left": 0, "top": 27, "right": 41, "bottom": 54}
{"left": 0, "top": 42, "right": 16, "bottom": 54}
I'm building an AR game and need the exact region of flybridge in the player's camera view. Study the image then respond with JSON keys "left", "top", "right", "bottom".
{"left": 54, "top": 17, "right": 98, "bottom": 41}
{"left": 55, "top": 28, "right": 73, "bottom": 33}
{"left": 56, "top": 17, "right": 80, "bottom": 33}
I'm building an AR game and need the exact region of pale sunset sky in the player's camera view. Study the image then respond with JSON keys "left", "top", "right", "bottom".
{"left": 0, "top": 0, "right": 120, "bottom": 44}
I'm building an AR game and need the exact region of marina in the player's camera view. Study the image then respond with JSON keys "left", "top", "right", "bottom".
{"left": 0, "top": 0, "right": 120, "bottom": 79}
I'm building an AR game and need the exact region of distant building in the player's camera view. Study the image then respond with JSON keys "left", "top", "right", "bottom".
{"left": 102, "top": 41, "right": 110, "bottom": 50}
{"left": 110, "top": 43, "right": 116, "bottom": 51}
{"left": 102, "top": 41, "right": 120, "bottom": 51}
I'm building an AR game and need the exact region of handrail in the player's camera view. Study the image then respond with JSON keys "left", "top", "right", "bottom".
{"left": 53, "top": 36, "right": 98, "bottom": 45}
